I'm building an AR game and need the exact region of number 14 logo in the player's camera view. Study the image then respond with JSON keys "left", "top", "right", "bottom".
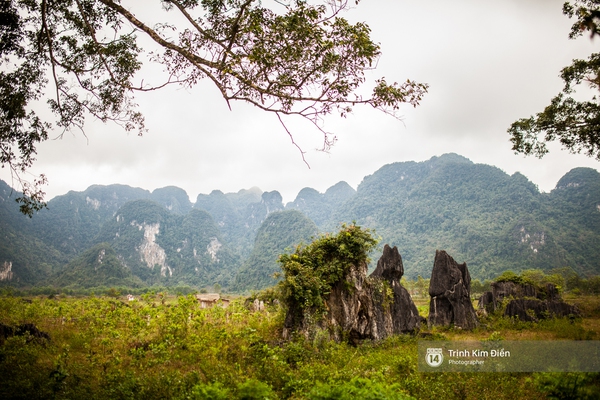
{"left": 426, "top": 348, "right": 443, "bottom": 367}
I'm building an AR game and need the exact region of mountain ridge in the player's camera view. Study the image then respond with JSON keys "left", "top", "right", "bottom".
{"left": 1, "top": 153, "right": 598, "bottom": 291}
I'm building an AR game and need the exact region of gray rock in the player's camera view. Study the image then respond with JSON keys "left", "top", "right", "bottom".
{"left": 477, "top": 280, "right": 579, "bottom": 321}
{"left": 428, "top": 250, "right": 478, "bottom": 329}
{"left": 504, "top": 298, "right": 579, "bottom": 322}
{"left": 0, "top": 322, "right": 50, "bottom": 345}
{"left": 283, "top": 244, "right": 421, "bottom": 343}
{"left": 371, "top": 243, "right": 404, "bottom": 280}
{"left": 493, "top": 281, "right": 537, "bottom": 301}
{"left": 477, "top": 291, "right": 495, "bottom": 313}
{"left": 542, "top": 283, "right": 561, "bottom": 301}
{"left": 478, "top": 281, "right": 537, "bottom": 313}
{"left": 253, "top": 299, "right": 265, "bottom": 312}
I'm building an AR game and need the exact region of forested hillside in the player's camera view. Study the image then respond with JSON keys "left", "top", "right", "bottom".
{"left": 333, "top": 154, "right": 600, "bottom": 279}
{"left": 92, "top": 200, "right": 240, "bottom": 287}
{"left": 233, "top": 210, "right": 318, "bottom": 291}
{"left": 286, "top": 181, "right": 356, "bottom": 227}
{"left": 50, "top": 243, "right": 143, "bottom": 289}
{"left": 1, "top": 154, "right": 598, "bottom": 291}
{"left": 194, "top": 188, "right": 280, "bottom": 258}
{"left": 0, "top": 181, "right": 68, "bottom": 285}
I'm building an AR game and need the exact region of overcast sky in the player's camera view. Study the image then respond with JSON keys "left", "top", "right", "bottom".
{"left": 2, "top": 0, "right": 599, "bottom": 204}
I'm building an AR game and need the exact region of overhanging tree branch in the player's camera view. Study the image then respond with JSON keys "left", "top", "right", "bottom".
{"left": 508, "top": 0, "right": 600, "bottom": 161}
{"left": 1, "top": 0, "right": 428, "bottom": 216}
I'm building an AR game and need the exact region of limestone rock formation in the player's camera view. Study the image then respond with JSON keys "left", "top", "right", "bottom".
{"left": 428, "top": 250, "right": 478, "bottom": 329}
{"left": 478, "top": 281, "right": 579, "bottom": 322}
{"left": 369, "top": 245, "right": 422, "bottom": 335}
{"left": 478, "top": 280, "right": 538, "bottom": 313}
{"left": 284, "top": 244, "right": 421, "bottom": 343}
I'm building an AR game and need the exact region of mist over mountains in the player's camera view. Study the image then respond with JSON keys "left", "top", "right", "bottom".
{"left": 1, "top": 153, "right": 599, "bottom": 291}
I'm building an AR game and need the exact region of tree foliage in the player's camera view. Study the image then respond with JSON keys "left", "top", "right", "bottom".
{"left": 508, "top": 0, "right": 600, "bottom": 161}
{"left": 0, "top": 0, "right": 428, "bottom": 215}
{"left": 278, "top": 223, "right": 378, "bottom": 317}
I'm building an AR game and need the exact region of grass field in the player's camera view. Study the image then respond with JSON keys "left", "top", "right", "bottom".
{"left": 0, "top": 292, "right": 598, "bottom": 399}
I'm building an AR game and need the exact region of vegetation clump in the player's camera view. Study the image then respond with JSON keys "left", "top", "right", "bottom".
{"left": 494, "top": 269, "right": 569, "bottom": 295}
{"left": 495, "top": 270, "right": 536, "bottom": 287}
{"left": 278, "top": 223, "right": 378, "bottom": 319}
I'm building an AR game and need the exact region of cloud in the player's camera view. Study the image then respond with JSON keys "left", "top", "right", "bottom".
{"left": 1, "top": 0, "right": 598, "bottom": 204}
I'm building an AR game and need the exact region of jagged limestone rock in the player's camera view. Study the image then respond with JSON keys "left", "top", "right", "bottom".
{"left": 503, "top": 298, "right": 579, "bottom": 322}
{"left": 477, "top": 291, "right": 495, "bottom": 314}
{"left": 478, "top": 281, "right": 537, "bottom": 313}
{"left": 283, "top": 244, "right": 421, "bottom": 343}
{"left": 428, "top": 250, "right": 478, "bottom": 329}
{"left": 493, "top": 281, "right": 537, "bottom": 300}
{"left": 477, "top": 281, "right": 579, "bottom": 321}
{"left": 369, "top": 245, "right": 423, "bottom": 336}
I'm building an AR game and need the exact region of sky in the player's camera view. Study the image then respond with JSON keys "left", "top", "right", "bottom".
{"left": 2, "top": 0, "right": 600, "bottom": 204}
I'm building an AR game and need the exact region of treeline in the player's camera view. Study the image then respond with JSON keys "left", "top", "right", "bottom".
{"left": 0, "top": 285, "right": 203, "bottom": 298}
{"left": 402, "top": 268, "right": 600, "bottom": 298}
{"left": 4, "top": 267, "right": 600, "bottom": 300}
{"left": 14, "top": 268, "right": 598, "bottom": 300}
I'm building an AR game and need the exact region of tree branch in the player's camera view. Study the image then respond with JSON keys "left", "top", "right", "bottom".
{"left": 97, "top": 0, "right": 220, "bottom": 70}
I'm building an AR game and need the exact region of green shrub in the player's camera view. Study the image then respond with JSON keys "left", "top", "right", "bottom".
{"left": 495, "top": 270, "right": 535, "bottom": 287}
{"left": 236, "top": 378, "right": 276, "bottom": 400}
{"left": 278, "top": 223, "right": 378, "bottom": 319}
{"left": 307, "top": 377, "right": 414, "bottom": 400}
{"left": 188, "top": 382, "right": 231, "bottom": 400}
{"left": 534, "top": 372, "right": 600, "bottom": 400}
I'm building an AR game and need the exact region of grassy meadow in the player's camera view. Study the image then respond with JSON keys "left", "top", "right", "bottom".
{"left": 0, "top": 290, "right": 599, "bottom": 399}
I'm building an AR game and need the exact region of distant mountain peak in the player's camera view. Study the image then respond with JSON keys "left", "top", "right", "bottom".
{"left": 555, "top": 167, "right": 600, "bottom": 190}
{"left": 428, "top": 153, "right": 473, "bottom": 166}
{"left": 324, "top": 181, "right": 356, "bottom": 198}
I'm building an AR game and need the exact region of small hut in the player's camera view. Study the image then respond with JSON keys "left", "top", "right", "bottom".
{"left": 195, "top": 293, "right": 229, "bottom": 308}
